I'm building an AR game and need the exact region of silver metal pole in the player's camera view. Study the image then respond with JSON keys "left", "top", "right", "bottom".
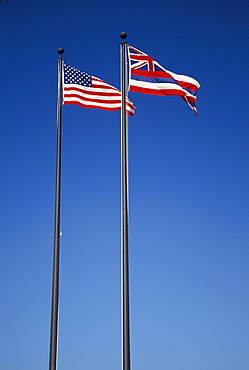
{"left": 120, "top": 32, "right": 131, "bottom": 370}
{"left": 49, "top": 48, "right": 64, "bottom": 370}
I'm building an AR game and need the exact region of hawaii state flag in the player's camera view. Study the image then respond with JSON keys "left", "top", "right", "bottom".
{"left": 128, "top": 45, "right": 200, "bottom": 115}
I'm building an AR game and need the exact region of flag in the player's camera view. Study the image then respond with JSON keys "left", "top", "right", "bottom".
{"left": 127, "top": 45, "right": 200, "bottom": 115}
{"left": 63, "top": 63, "right": 136, "bottom": 116}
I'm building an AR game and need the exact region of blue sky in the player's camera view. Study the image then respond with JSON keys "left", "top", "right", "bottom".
{"left": 1, "top": 1, "right": 249, "bottom": 369}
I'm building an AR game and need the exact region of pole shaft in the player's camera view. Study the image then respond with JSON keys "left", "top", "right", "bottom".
{"left": 49, "top": 56, "right": 63, "bottom": 370}
{"left": 121, "top": 41, "right": 131, "bottom": 370}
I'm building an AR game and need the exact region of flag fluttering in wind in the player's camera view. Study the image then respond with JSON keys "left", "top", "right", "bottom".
{"left": 63, "top": 63, "right": 136, "bottom": 116}
{"left": 127, "top": 45, "right": 200, "bottom": 115}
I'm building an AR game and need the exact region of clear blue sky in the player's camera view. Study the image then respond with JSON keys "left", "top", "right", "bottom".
{"left": 1, "top": 1, "right": 249, "bottom": 369}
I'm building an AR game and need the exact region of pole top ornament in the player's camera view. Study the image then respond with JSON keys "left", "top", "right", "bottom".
{"left": 120, "top": 32, "right": 127, "bottom": 40}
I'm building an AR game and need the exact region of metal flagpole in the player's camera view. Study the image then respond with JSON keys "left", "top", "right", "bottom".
{"left": 120, "top": 32, "right": 131, "bottom": 370}
{"left": 49, "top": 48, "right": 64, "bottom": 370}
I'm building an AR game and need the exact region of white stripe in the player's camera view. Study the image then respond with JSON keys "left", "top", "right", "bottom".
{"left": 130, "top": 79, "right": 182, "bottom": 90}
{"left": 92, "top": 78, "right": 120, "bottom": 90}
{"left": 130, "top": 79, "right": 196, "bottom": 99}
{"left": 64, "top": 96, "right": 122, "bottom": 108}
{"left": 126, "top": 105, "right": 135, "bottom": 114}
{"left": 164, "top": 69, "right": 200, "bottom": 88}
{"left": 64, "top": 95, "right": 135, "bottom": 112}
{"left": 64, "top": 96, "right": 135, "bottom": 114}
{"left": 64, "top": 83, "right": 121, "bottom": 95}
{"left": 64, "top": 90, "right": 122, "bottom": 101}
{"left": 154, "top": 61, "right": 200, "bottom": 87}
{"left": 64, "top": 86, "right": 135, "bottom": 107}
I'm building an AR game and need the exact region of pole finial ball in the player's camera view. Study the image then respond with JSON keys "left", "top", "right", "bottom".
{"left": 57, "top": 48, "right": 64, "bottom": 55}
{"left": 120, "top": 32, "right": 127, "bottom": 40}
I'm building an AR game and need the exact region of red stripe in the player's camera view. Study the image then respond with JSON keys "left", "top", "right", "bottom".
{"left": 64, "top": 101, "right": 120, "bottom": 111}
{"left": 64, "top": 90, "right": 135, "bottom": 110}
{"left": 131, "top": 70, "right": 198, "bottom": 92}
{"left": 179, "top": 81, "right": 198, "bottom": 92}
{"left": 64, "top": 86, "right": 121, "bottom": 97}
{"left": 131, "top": 69, "right": 172, "bottom": 79}
{"left": 92, "top": 81, "right": 120, "bottom": 92}
{"left": 126, "top": 101, "right": 135, "bottom": 109}
{"left": 64, "top": 100, "right": 134, "bottom": 116}
{"left": 129, "top": 85, "right": 196, "bottom": 101}
{"left": 64, "top": 93, "right": 122, "bottom": 104}
{"left": 130, "top": 54, "right": 153, "bottom": 62}
{"left": 129, "top": 85, "right": 184, "bottom": 96}
{"left": 183, "top": 95, "right": 196, "bottom": 103}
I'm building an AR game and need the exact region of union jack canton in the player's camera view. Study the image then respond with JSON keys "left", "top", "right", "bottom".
{"left": 128, "top": 45, "right": 200, "bottom": 115}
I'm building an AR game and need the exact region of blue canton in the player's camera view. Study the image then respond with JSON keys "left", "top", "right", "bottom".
{"left": 64, "top": 63, "right": 92, "bottom": 87}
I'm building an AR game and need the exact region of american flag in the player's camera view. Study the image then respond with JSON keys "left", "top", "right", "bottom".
{"left": 63, "top": 63, "right": 136, "bottom": 116}
{"left": 128, "top": 45, "right": 200, "bottom": 115}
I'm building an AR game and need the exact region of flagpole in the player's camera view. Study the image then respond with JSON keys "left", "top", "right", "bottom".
{"left": 49, "top": 48, "right": 64, "bottom": 370}
{"left": 120, "top": 32, "right": 131, "bottom": 370}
